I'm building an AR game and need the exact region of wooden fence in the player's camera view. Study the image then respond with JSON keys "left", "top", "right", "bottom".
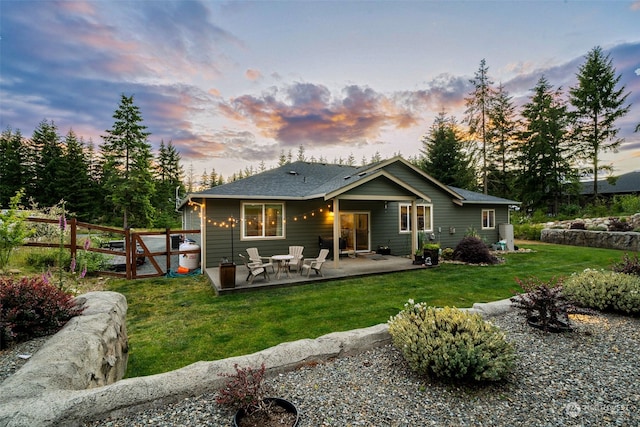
{"left": 23, "top": 217, "right": 200, "bottom": 280}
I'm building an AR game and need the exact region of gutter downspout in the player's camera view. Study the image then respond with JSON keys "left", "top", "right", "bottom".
{"left": 333, "top": 198, "right": 340, "bottom": 268}
{"left": 411, "top": 200, "right": 418, "bottom": 256}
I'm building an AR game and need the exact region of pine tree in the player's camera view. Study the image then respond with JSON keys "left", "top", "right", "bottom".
{"left": 569, "top": 46, "right": 631, "bottom": 199}
{"left": 517, "top": 76, "right": 576, "bottom": 214}
{"left": 154, "top": 140, "right": 184, "bottom": 226}
{"left": 419, "top": 112, "right": 476, "bottom": 189}
{"left": 57, "top": 130, "right": 95, "bottom": 220}
{"left": 0, "top": 127, "right": 28, "bottom": 207}
{"left": 464, "top": 59, "right": 495, "bottom": 194}
{"left": 100, "top": 94, "right": 155, "bottom": 228}
{"left": 486, "top": 83, "right": 519, "bottom": 199}
{"left": 30, "top": 120, "right": 64, "bottom": 207}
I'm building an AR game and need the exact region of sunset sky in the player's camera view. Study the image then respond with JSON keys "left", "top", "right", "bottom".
{"left": 2, "top": 0, "right": 639, "bottom": 182}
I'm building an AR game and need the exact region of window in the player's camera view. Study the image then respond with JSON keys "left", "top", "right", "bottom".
{"left": 242, "top": 203, "right": 284, "bottom": 239}
{"left": 399, "top": 204, "right": 432, "bottom": 233}
{"left": 482, "top": 209, "right": 495, "bottom": 229}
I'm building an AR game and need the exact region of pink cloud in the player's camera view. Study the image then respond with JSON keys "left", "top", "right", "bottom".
{"left": 245, "top": 69, "right": 263, "bottom": 81}
{"left": 218, "top": 83, "right": 420, "bottom": 147}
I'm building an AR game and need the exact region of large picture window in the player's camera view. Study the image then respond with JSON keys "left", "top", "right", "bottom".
{"left": 482, "top": 209, "right": 495, "bottom": 229}
{"left": 399, "top": 204, "right": 432, "bottom": 233}
{"left": 242, "top": 203, "right": 284, "bottom": 239}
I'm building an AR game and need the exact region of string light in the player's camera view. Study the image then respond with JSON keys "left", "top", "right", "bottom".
{"left": 198, "top": 202, "right": 334, "bottom": 229}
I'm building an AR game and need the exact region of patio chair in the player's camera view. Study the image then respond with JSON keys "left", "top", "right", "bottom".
{"left": 238, "top": 254, "right": 269, "bottom": 284}
{"left": 246, "top": 247, "right": 275, "bottom": 272}
{"left": 287, "top": 245, "right": 304, "bottom": 272}
{"left": 300, "top": 249, "right": 329, "bottom": 277}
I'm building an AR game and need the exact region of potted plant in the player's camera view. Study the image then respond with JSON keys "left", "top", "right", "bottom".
{"left": 423, "top": 242, "right": 440, "bottom": 266}
{"left": 510, "top": 276, "right": 573, "bottom": 333}
{"left": 413, "top": 248, "right": 424, "bottom": 265}
{"left": 217, "top": 363, "right": 299, "bottom": 427}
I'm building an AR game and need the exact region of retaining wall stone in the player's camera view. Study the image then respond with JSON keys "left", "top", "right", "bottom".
{"left": 540, "top": 229, "right": 640, "bottom": 251}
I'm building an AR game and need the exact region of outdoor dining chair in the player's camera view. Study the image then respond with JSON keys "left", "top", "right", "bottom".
{"left": 238, "top": 254, "right": 269, "bottom": 284}
{"left": 301, "top": 248, "right": 329, "bottom": 277}
{"left": 246, "top": 247, "right": 275, "bottom": 272}
{"left": 287, "top": 245, "right": 304, "bottom": 272}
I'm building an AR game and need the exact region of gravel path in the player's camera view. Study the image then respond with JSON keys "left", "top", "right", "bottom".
{"left": 3, "top": 311, "right": 639, "bottom": 426}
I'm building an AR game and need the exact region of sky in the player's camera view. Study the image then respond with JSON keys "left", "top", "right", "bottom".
{"left": 1, "top": 0, "right": 640, "bottom": 183}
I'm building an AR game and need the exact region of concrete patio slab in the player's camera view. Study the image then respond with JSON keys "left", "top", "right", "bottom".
{"left": 206, "top": 253, "right": 429, "bottom": 294}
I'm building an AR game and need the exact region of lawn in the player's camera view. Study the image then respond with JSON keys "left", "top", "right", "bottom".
{"left": 104, "top": 242, "right": 626, "bottom": 378}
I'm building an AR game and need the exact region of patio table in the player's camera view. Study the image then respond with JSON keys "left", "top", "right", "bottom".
{"left": 272, "top": 254, "right": 294, "bottom": 279}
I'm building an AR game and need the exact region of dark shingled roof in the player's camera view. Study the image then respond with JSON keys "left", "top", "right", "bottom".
{"left": 186, "top": 159, "right": 519, "bottom": 205}
{"left": 580, "top": 171, "right": 640, "bottom": 195}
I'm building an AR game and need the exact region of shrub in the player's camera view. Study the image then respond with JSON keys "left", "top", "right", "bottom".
{"left": 216, "top": 363, "right": 272, "bottom": 414}
{"left": 388, "top": 302, "right": 515, "bottom": 382}
{"left": 511, "top": 277, "right": 573, "bottom": 332}
{"left": 452, "top": 236, "right": 499, "bottom": 264}
{"left": 563, "top": 269, "right": 640, "bottom": 315}
{"left": 441, "top": 247, "right": 454, "bottom": 261}
{"left": 513, "top": 223, "right": 543, "bottom": 241}
{"left": 612, "top": 253, "right": 640, "bottom": 277}
{"left": 0, "top": 276, "right": 84, "bottom": 348}
{"left": 25, "top": 249, "right": 59, "bottom": 269}
{"left": 608, "top": 217, "right": 632, "bottom": 232}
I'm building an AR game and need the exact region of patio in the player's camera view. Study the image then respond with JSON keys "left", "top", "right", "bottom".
{"left": 206, "top": 252, "right": 427, "bottom": 294}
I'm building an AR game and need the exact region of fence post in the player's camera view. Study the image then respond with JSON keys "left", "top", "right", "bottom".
{"left": 70, "top": 218, "right": 77, "bottom": 261}
{"left": 125, "top": 228, "right": 132, "bottom": 280}
{"left": 166, "top": 228, "right": 172, "bottom": 273}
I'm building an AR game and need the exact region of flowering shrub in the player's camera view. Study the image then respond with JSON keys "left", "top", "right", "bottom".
{"left": 563, "top": 269, "right": 640, "bottom": 315}
{"left": 452, "top": 236, "right": 499, "bottom": 264}
{"left": 0, "top": 276, "right": 84, "bottom": 349}
{"left": 441, "top": 247, "right": 454, "bottom": 261}
{"left": 388, "top": 301, "right": 515, "bottom": 382}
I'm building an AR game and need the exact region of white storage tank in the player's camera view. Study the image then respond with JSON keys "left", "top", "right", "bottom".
{"left": 179, "top": 240, "right": 200, "bottom": 270}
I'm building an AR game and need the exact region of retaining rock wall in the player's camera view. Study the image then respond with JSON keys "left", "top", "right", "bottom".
{"left": 540, "top": 228, "right": 640, "bottom": 251}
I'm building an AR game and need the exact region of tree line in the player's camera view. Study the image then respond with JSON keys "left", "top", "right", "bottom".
{"left": 0, "top": 95, "right": 184, "bottom": 228}
{"left": 412, "top": 46, "right": 635, "bottom": 215}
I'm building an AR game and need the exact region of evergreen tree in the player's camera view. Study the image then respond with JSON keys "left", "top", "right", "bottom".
{"left": 0, "top": 127, "right": 28, "bottom": 207}
{"left": 296, "top": 145, "right": 306, "bottom": 161}
{"left": 30, "top": 119, "right": 64, "bottom": 206}
{"left": 57, "top": 130, "right": 95, "bottom": 220}
{"left": 517, "top": 76, "right": 576, "bottom": 215}
{"left": 199, "top": 169, "right": 210, "bottom": 190}
{"left": 209, "top": 168, "right": 219, "bottom": 187}
{"left": 100, "top": 94, "right": 155, "bottom": 228}
{"left": 486, "top": 83, "right": 519, "bottom": 199}
{"left": 464, "top": 59, "right": 495, "bottom": 194}
{"left": 420, "top": 112, "right": 476, "bottom": 189}
{"left": 569, "top": 46, "right": 631, "bottom": 199}
{"left": 278, "top": 150, "right": 288, "bottom": 166}
{"left": 154, "top": 140, "right": 184, "bottom": 227}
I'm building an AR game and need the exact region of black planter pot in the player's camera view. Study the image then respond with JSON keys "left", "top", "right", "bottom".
{"left": 527, "top": 315, "right": 572, "bottom": 333}
{"left": 423, "top": 249, "right": 439, "bottom": 266}
{"left": 234, "top": 397, "right": 299, "bottom": 427}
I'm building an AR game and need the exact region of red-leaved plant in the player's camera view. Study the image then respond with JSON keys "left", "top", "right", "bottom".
{"left": 0, "top": 276, "right": 84, "bottom": 349}
{"left": 216, "top": 363, "right": 273, "bottom": 415}
{"left": 510, "top": 276, "right": 573, "bottom": 332}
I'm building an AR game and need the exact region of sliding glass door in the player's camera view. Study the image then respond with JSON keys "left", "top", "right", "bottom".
{"left": 340, "top": 212, "right": 370, "bottom": 253}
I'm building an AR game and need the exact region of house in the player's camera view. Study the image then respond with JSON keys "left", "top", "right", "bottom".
{"left": 177, "top": 156, "right": 519, "bottom": 269}
{"left": 580, "top": 171, "right": 640, "bottom": 198}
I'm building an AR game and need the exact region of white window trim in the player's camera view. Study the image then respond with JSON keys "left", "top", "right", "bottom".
{"left": 482, "top": 209, "right": 496, "bottom": 230}
{"left": 399, "top": 203, "right": 433, "bottom": 233}
{"left": 241, "top": 202, "right": 286, "bottom": 240}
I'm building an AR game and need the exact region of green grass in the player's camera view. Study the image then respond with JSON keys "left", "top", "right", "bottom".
{"left": 105, "top": 242, "right": 626, "bottom": 378}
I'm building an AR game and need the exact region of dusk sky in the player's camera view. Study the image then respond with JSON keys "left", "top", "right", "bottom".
{"left": 2, "top": 0, "right": 639, "bottom": 182}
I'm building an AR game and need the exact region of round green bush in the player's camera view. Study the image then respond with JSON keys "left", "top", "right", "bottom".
{"left": 388, "top": 302, "right": 515, "bottom": 382}
{"left": 563, "top": 269, "right": 640, "bottom": 315}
